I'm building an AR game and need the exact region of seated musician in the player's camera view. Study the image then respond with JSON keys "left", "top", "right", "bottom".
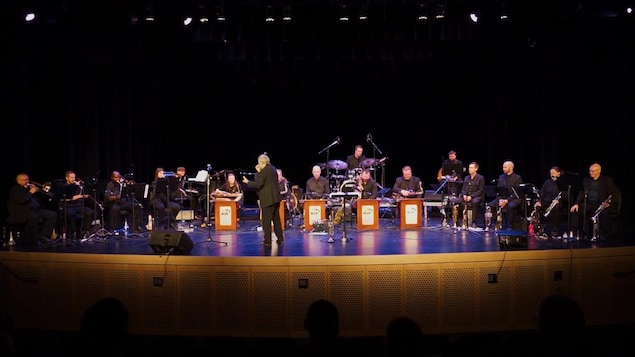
{"left": 277, "top": 169, "right": 291, "bottom": 223}
{"left": 52, "top": 170, "right": 96, "bottom": 239}
{"left": 149, "top": 168, "right": 181, "bottom": 230}
{"left": 305, "top": 165, "right": 330, "bottom": 199}
{"left": 437, "top": 150, "right": 465, "bottom": 222}
{"left": 333, "top": 169, "right": 378, "bottom": 224}
{"left": 392, "top": 165, "right": 423, "bottom": 199}
{"left": 212, "top": 172, "right": 244, "bottom": 225}
{"left": 103, "top": 170, "right": 143, "bottom": 232}
{"left": 458, "top": 162, "right": 485, "bottom": 228}
{"left": 486, "top": 161, "right": 523, "bottom": 230}
{"left": 171, "top": 166, "right": 201, "bottom": 220}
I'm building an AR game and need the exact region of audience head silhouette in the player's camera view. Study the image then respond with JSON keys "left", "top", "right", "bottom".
{"left": 535, "top": 294, "right": 585, "bottom": 336}
{"left": 304, "top": 299, "right": 339, "bottom": 340}
{"left": 384, "top": 316, "right": 425, "bottom": 357}
{"left": 81, "top": 297, "right": 129, "bottom": 338}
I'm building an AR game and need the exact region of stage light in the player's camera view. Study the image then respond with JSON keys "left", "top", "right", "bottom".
{"left": 435, "top": 2, "right": 446, "bottom": 19}
{"left": 183, "top": 17, "right": 193, "bottom": 26}
{"left": 500, "top": 2, "right": 509, "bottom": 21}
{"left": 282, "top": 5, "right": 292, "bottom": 22}
{"left": 339, "top": 4, "right": 349, "bottom": 22}
{"left": 469, "top": 12, "right": 479, "bottom": 23}
{"left": 418, "top": 3, "right": 428, "bottom": 21}
{"left": 359, "top": 3, "right": 368, "bottom": 21}
{"left": 216, "top": 5, "right": 226, "bottom": 22}
{"left": 24, "top": 12, "right": 36, "bottom": 22}
{"left": 265, "top": 5, "right": 275, "bottom": 22}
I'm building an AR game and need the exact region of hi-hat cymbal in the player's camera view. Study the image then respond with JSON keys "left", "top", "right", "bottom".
{"left": 361, "top": 158, "right": 378, "bottom": 168}
{"left": 327, "top": 160, "right": 348, "bottom": 170}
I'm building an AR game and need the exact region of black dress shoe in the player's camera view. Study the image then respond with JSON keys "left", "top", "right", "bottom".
{"left": 264, "top": 242, "right": 272, "bottom": 247}
{"left": 277, "top": 240, "right": 284, "bottom": 245}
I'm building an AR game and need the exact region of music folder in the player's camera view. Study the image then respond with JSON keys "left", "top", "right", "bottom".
{"left": 329, "top": 192, "right": 361, "bottom": 199}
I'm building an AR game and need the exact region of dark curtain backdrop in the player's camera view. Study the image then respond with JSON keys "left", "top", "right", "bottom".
{"left": 2, "top": 1, "right": 633, "bottom": 233}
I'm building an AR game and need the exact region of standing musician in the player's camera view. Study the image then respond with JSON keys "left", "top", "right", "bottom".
{"left": 104, "top": 170, "right": 143, "bottom": 232}
{"left": 392, "top": 165, "right": 423, "bottom": 199}
{"left": 52, "top": 170, "right": 95, "bottom": 239}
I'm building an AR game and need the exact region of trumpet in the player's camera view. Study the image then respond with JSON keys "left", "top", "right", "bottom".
{"left": 591, "top": 195, "right": 612, "bottom": 223}
{"left": 30, "top": 181, "right": 54, "bottom": 196}
{"left": 543, "top": 191, "right": 562, "bottom": 218}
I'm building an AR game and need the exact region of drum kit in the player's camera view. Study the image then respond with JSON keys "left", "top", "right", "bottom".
{"left": 323, "top": 158, "right": 384, "bottom": 193}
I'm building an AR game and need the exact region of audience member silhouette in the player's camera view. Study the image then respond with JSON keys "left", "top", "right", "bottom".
{"left": 0, "top": 308, "right": 16, "bottom": 357}
{"left": 295, "top": 299, "right": 351, "bottom": 357}
{"left": 383, "top": 316, "right": 425, "bottom": 357}
{"left": 74, "top": 297, "right": 131, "bottom": 357}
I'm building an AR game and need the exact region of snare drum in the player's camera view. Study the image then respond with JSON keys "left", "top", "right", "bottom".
{"left": 339, "top": 179, "right": 357, "bottom": 192}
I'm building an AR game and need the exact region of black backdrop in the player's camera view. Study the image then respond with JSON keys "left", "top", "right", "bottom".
{"left": 1, "top": 1, "right": 633, "bottom": 234}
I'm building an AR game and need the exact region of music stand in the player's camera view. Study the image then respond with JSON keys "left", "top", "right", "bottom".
{"left": 328, "top": 191, "right": 360, "bottom": 242}
{"left": 119, "top": 183, "right": 144, "bottom": 238}
{"left": 195, "top": 170, "right": 227, "bottom": 247}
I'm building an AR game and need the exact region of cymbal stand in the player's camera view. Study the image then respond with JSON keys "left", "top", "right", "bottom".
{"left": 367, "top": 133, "right": 383, "bottom": 183}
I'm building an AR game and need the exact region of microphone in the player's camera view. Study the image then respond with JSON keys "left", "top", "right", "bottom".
{"left": 330, "top": 137, "right": 340, "bottom": 147}
{"left": 206, "top": 163, "right": 212, "bottom": 172}
{"left": 490, "top": 179, "right": 498, "bottom": 183}
{"left": 366, "top": 133, "right": 371, "bottom": 142}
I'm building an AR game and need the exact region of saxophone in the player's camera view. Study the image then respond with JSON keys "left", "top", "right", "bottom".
{"left": 495, "top": 206, "right": 502, "bottom": 230}
{"left": 543, "top": 191, "right": 562, "bottom": 218}
{"left": 451, "top": 203, "right": 458, "bottom": 228}
{"left": 461, "top": 203, "right": 468, "bottom": 230}
{"left": 484, "top": 206, "right": 492, "bottom": 230}
{"left": 333, "top": 205, "right": 345, "bottom": 224}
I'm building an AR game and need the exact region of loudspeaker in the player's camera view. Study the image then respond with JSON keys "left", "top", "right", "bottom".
{"left": 497, "top": 230, "right": 528, "bottom": 250}
{"left": 149, "top": 230, "right": 193, "bottom": 255}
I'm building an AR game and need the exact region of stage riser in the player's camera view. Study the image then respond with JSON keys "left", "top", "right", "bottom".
{"left": 1, "top": 250, "right": 634, "bottom": 337}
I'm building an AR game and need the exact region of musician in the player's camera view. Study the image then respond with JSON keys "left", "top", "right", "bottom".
{"left": 487, "top": 161, "right": 523, "bottom": 230}
{"left": 243, "top": 153, "right": 285, "bottom": 246}
{"left": 437, "top": 150, "right": 465, "bottom": 223}
{"left": 333, "top": 168, "right": 378, "bottom": 224}
{"left": 104, "top": 170, "right": 143, "bottom": 232}
{"left": 277, "top": 169, "right": 291, "bottom": 223}
{"left": 534, "top": 166, "right": 565, "bottom": 238}
{"left": 172, "top": 166, "right": 200, "bottom": 219}
{"left": 213, "top": 172, "right": 245, "bottom": 226}
{"left": 391, "top": 165, "right": 423, "bottom": 199}
{"left": 52, "top": 170, "right": 95, "bottom": 239}
{"left": 7, "top": 173, "right": 57, "bottom": 246}
{"left": 149, "top": 168, "right": 181, "bottom": 230}
{"left": 345, "top": 144, "right": 367, "bottom": 170}
{"left": 459, "top": 162, "right": 485, "bottom": 228}
{"left": 570, "top": 163, "right": 620, "bottom": 241}
{"left": 306, "top": 165, "right": 330, "bottom": 199}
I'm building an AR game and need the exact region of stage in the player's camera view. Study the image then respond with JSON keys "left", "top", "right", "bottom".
{"left": 2, "top": 213, "right": 635, "bottom": 339}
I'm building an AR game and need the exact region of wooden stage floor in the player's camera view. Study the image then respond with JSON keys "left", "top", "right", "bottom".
{"left": 4, "top": 213, "right": 633, "bottom": 256}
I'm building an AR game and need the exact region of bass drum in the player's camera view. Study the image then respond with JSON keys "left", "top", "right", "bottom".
{"left": 339, "top": 179, "right": 357, "bottom": 193}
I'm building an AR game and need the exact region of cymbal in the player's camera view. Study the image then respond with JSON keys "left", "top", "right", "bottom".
{"left": 361, "top": 158, "right": 378, "bottom": 168}
{"left": 327, "top": 160, "right": 348, "bottom": 170}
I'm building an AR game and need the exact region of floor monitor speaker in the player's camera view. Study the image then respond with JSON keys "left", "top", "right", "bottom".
{"left": 149, "top": 230, "right": 193, "bottom": 255}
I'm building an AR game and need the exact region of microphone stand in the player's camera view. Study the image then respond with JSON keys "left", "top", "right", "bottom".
{"left": 367, "top": 135, "right": 384, "bottom": 184}
{"left": 318, "top": 137, "right": 339, "bottom": 181}
{"left": 196, "top": 171, "right": 227, "bottom": 247}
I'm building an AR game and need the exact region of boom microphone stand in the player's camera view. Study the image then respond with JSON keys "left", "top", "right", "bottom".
{"left": 318, "top": 136, "right": 340, "bottom": 183}
{"left": 196, "top": 169, "right": 227, "bottom": 247}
